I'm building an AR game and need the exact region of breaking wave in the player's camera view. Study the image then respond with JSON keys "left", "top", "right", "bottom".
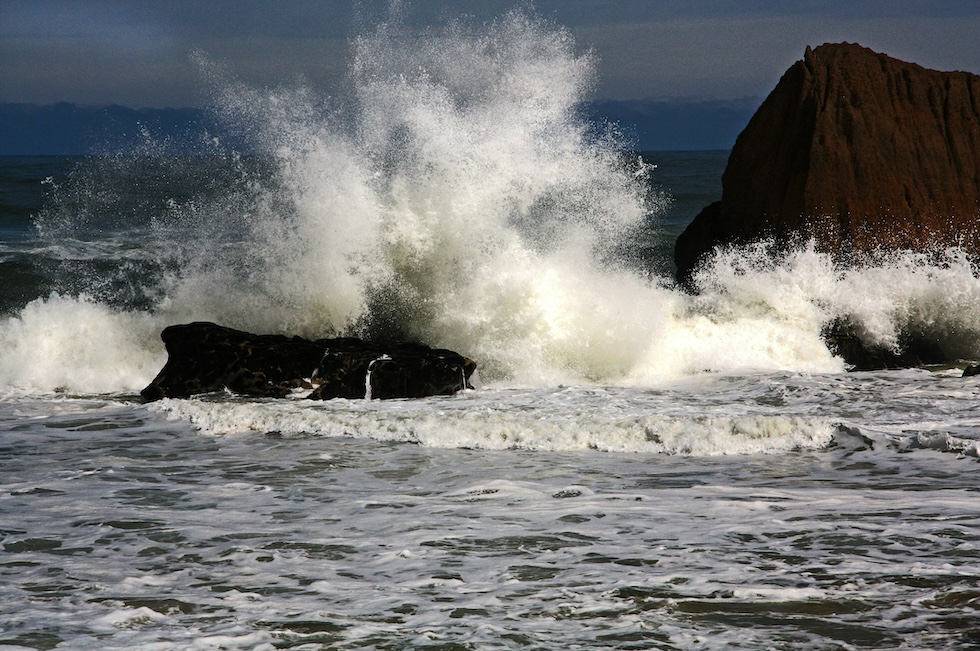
{"left": 3, "top": 8, "right": 980, "bottom": 396}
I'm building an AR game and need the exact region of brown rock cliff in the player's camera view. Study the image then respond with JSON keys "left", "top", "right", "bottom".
{"left": 675, "top": 43, "right": 980, "bottom": 284}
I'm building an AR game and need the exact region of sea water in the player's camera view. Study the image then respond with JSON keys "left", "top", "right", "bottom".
{"left": 2, "top": 10, "right": 979, "bottom": 650}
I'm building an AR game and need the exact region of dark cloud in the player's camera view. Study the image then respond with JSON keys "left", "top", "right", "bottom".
{"left": 1, "top": 0, "right": 977, "bottom": 107}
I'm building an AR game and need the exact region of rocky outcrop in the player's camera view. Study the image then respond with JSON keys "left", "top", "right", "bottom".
{"left": 140, "top": 322, "right": 476, "bottom": 401}
{"left": 675, "top": 42, "right": 980, "bottom": 285}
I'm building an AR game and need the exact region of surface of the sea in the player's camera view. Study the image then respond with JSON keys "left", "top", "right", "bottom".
{"left": 3, "top": 14, "right": 980, "bottom": 651}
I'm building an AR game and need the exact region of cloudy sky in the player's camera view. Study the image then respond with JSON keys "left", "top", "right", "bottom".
{"left": 2, "top": 0, "right": 978, "bottom": 108}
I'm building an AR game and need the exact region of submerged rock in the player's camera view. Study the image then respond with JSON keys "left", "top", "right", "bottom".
{"left": 675, "top": 42, "right": 980, "bottom": 286}
{"left": 140, "top": 322, "right": 476, "bottom": 401}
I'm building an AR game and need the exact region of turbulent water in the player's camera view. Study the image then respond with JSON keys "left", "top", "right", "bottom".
{"left": 2, "top": 10, "right": 980, "bottom": 650}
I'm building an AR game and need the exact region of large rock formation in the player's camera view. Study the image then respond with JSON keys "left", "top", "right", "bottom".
{"left": 675, "top": 42, "right": 980, "bottom": 285}
{"left": 140, "top": 322, "right": 476, "bottom": 401}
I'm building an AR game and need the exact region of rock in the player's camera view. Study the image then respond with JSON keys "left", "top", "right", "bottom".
{"left": 140, "top": 322, "right": 476, "bottom": 401}
{"left": 821, "top": 319, "right": 948, "bottom": 371}
{"left": 308, "top": 340, "right": 476, "bottom": 400}
{"left": 675, "top": 42, "right": 980, "bottom": 286}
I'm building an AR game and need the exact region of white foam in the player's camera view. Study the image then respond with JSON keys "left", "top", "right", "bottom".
{"left": 0, "top": 294, "right": 164, "bottom": 394}
{"left": 93, "top": 607, "right": 168, "bottom": 630}
{"left": 731, "top": 587, "right": 826, "bottom": 601}
{"left": 147, "top": 387, "right": 836, "bottom": 456}
{"left": 693, "top": 243, "right": 980, "bottom": 360}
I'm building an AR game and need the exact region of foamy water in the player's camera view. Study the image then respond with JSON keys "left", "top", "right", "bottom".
{"left": 7, "top": 240, "right": 980, "bottom": 395}
{"left": 2, "top": 376, "right": 979, "bottom": 650}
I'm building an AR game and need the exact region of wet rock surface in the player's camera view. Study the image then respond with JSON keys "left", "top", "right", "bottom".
{"left": 140, "top": 322, "right": 476, "bottom": 401}
{"left": 821, "top": 319, "right": 949, "bottom": 371}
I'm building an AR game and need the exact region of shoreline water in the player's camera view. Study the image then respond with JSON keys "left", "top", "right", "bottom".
{"left": 3, "top": 375, "right": 979, "bottom": 649}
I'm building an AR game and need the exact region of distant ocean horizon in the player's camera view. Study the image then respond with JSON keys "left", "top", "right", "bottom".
{"left": 0, "top": 96, "right": 760, "bottom": 156}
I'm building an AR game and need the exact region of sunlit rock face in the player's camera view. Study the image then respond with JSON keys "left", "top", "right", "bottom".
{"left": 676, "top": 43, "right": 980, "bottom": 285}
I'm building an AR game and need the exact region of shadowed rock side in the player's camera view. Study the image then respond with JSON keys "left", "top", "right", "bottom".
{"left": 140, "top": 322, "right": 476, "bottom": 401}
{"left": 821, "top": 319, "right": 948, "bottom": 371}
{"left": 675, "top": 42, "right": 980, "bottom": 286}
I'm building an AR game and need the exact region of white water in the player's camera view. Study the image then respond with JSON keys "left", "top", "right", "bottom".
{"left": 2, "top": 376, "right": 979, "bottom": 650}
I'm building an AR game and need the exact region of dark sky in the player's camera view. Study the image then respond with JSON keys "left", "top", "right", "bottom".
{"left": 2, "top": 0, "right": 978, "bottom": 108}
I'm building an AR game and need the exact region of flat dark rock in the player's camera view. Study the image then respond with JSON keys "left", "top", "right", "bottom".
{"left": 140, "top": 322, "right": 476, "bottom": 401}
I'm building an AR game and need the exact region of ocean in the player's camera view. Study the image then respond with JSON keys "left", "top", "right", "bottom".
{"left": 2, "top": 13, "right": 980, "bottom": 651}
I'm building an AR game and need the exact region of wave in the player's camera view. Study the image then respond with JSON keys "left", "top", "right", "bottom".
{"left": 0, "top": 293, "right": 164, "bottom": 394}
{"left": 146, "top": 388, "right": 838, "bottom": 456}
{"left": 2, "top": 9, "right": 980, "bottom": 395}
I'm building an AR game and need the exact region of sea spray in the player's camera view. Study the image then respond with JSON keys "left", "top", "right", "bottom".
{"left": 171, "top": 10, "right": 671, "bottom": 383}
{"left": 0, "top": 294, "right": 164, "bottom": 394}
{"left": 5, "top": 9, "right": 980, "bottom": 396}
{"left": 691, "top": 242, "right": 980, "bottom": 362}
